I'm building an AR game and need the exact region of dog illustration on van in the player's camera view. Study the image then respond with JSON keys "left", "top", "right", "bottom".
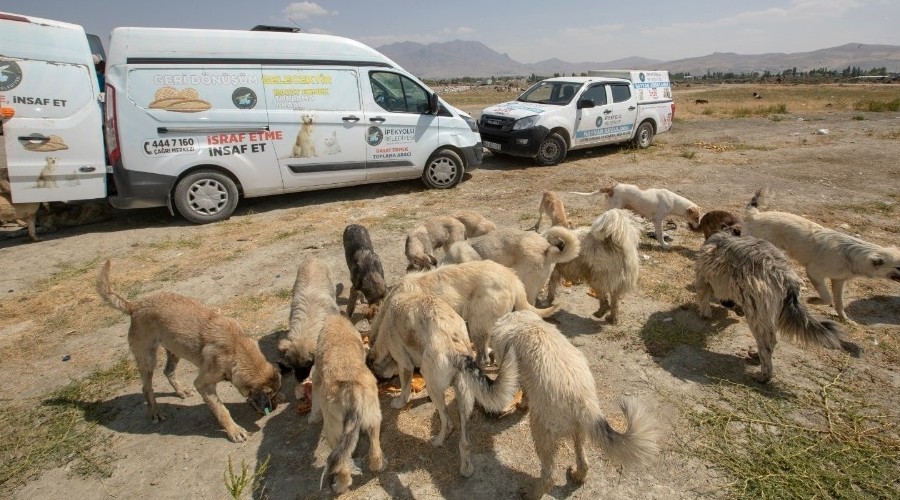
{"left": 291, "top": 114, "right": 317, "bottom": 158}
{"left": 35, "top": 157, "right": 59, "bottom": 189}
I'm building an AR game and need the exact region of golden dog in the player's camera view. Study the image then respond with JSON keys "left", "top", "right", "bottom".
{"left": 404, "top": 215, "right": 468, "bottom": 271}
{"left": 368, "top": 292, "right": 518, "bottom": 477}
{"left": 491, "top": 311, "right": 658, "bottom": 499}
{"left": 96, "top": 260, "right": 282, "bottom": 442}
{"left": 452, "top": 209, "right": 497, "bottom": 237}
{"left": 311, "top": 314, "right": 384, "bottom": 494}
{"left": 529, "top": 191, "right": 573, "bottom": 231}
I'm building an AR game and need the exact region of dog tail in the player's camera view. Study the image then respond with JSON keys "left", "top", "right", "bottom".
{"left": 455, "top": 346, "right": 519, "bottom": 413}
{"left": 542, "top": 226, "right": 581, "bottom": 264}
{"left": 320, "top": 384, "right": 363, "bottom": 492}
{"left": 746, "top": 187, "right": 770, "bottom": 216}
{"left": 96, "top": 260, "right": 133, "bottom": 314}
{"left": 591, "top": 397, "right": 659, "bottom": 467}
{"left": 569, "top": 189, "right": 601, "bottom": 197}
{"left": 778, "top": 285, "right": 861, "bottom": 357}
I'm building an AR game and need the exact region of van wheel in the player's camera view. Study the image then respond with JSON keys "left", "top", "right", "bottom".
{"left": 173, "top": 170, "right": 239, "bottom": 224}
{"left": 633, "top": 122, "right": 655, "bottom": 148}
{"left": 534, "top": 133, "right": 567, "bottom": 166}
{"left": 422, "top": 149, "right": 463, "bottom": 189}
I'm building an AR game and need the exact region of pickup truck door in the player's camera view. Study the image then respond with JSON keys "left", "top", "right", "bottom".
{"left": 573, "top": 83, "right": 609, "bottom": 147}
{"left": 603, "top": 83, "right": 639, "bottom": 144}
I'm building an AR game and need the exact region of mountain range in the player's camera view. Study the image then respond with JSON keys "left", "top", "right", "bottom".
{"left": 376, "top": 40, "right": 900, "bottom": 79}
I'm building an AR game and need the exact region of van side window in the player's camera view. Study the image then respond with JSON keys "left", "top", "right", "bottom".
{"left": 370, "top": 72, "right": 429, "bottom": 113}
{"left": 581, "top": 84, "right": 607, "bottom": 106}
{"left": 610, "top": 83, "right": 632, "bottom": 103}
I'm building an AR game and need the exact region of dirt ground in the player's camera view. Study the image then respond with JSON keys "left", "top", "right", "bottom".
{"left": 1, "top": 84, "right": 898, "bottom": 499}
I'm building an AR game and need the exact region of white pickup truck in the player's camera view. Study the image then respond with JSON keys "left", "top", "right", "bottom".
{"left": 478, "top": 70, "right": 674, "bottom": 165}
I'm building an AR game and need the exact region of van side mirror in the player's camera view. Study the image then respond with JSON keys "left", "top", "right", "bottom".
{"left": 576, "top": 99, "right": 595, "bottom": 109}
{"left": 428, "top": 93, "right": 440, "bottom": 115}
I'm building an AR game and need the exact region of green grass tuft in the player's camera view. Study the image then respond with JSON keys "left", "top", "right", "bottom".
{"left": 853, "top": 98, "right": 900, "bottom": 112}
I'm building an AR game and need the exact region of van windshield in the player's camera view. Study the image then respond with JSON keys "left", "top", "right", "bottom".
{"left": 517, "top": 81, "right": 582, "bottom": 105}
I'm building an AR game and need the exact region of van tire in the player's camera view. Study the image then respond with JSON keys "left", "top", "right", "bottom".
{"left": 173, "top": 170, "right": 239, "bottom": 224}
{"left": 633, "top": 121, "right": 655, "bottom": 149}
{"left": 534, "top": 133, "right": 567, "bottom": 166}
{"left": 422, "top": 149, "right": 463, "bottom": 189}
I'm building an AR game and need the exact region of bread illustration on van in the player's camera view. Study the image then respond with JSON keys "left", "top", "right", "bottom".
{"left": 148, "top": 86, "right": 212, "bottom": 113}
{"left": 22, "top": 134, "right": 69, "bottom": 152}
{"left": 291, "top": 114, "right": 317, "bottom": 157}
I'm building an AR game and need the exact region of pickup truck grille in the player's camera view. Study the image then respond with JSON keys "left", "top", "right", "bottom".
{"left": 478, "top": 114, "right": 515, "bottom": 132}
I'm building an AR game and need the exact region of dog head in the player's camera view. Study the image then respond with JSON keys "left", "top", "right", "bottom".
{"left": 365, "top": 337, "right": 398, "bottom": 380}
{"left": 406, "top": 254, "right": 438, "bottom": 272}
{"left": 277, "top": 337, "right": 315, "bottom": 382}
{"left": 867, "top": 247, "right": 900, "bottom": 282}
{"left": 247, "top": 364, "right": 284, "bottom": 416}
{"left": 685, "top": 206, "right": 702, "bottom": 230}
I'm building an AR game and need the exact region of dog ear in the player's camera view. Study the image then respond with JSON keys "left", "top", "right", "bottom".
{"left": 277, "top": 338, "right": 291, "bottom": 354}
{"left": 428, "top": 255, "right": 438, "bottom": 268}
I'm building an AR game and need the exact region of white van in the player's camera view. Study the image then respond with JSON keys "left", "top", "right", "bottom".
{"left": 0, "top": 12, "right": 107, "bottom": 204}
{"left": 104, "top": 27, "right": 482, "bottom": 222}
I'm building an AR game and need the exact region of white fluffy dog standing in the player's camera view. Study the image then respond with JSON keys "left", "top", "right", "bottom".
{"left": 491, "top": 310, "right": 658, "bottom": 499}
{"left": 443, "top": 226, "right": 580, "bottom": 305}
{"left": 572, "top": 181, "right": 701, "bottom": 249}
{"left": 548, "top": 209, "right": 641, "bottom": 323}
{"left": 744, "top": 188, "right": 900, "bottom": 321}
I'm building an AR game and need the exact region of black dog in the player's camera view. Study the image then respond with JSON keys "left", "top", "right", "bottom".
{"left": 342, "top": 224, "right": 388, "bottom": 319}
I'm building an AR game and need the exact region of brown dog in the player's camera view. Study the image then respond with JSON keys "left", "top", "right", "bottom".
{"left": 311, "top": 314, "right": 384, "bottom": 494}
{"left": 0, "top": 176, "right": 41, "bottom": 242}
{"left": 690, "top": 209, "right": 743, "bottom": 240}
{"left": 529, "top": 191, "right": 573, "bottom": 231}
{"left": 404, "top": 215, "right": 468, "bottom": 271}
{"left": 96, "top": 260, "right": 282, "bottom": 442}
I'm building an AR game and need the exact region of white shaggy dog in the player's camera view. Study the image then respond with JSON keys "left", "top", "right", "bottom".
{"left": 491, "top": 310, "right": 658, "bottom": 499}
{"left": 572, "top": 181, "right": 701, "bottom": 249}
{"left": 694, "top": 232, "right": 861, "bottom": 383}
{"left": 393, "top": 260, "right": 558, "bottom": 366}
{"left": 547, "top": 209, "right": 641, "bottom": 323}
{"left": 744, "top": 188, "right": 900, "bottom": 321}
{"left": 443, "top": 226, "right": 580, "bottom": 304}
{"left": 368, "top": 292, "right": 518, "bottom": 477}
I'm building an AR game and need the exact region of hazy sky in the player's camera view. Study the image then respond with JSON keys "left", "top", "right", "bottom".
{"left": 3, "top": 1, "right": 898, "bottom": 62}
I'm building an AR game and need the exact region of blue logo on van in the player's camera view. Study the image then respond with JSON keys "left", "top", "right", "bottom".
{"left": 595, "top": 116, "right": 603, "bottom": 127}
{"left": 232, "top": 87, "right": 257, "bottom": 109}
{"left": 366, "top": 126, "right": 383, "bottom": 146}
{"left": 639, "top": 72, "right": 646, "bottom": 82}
{"left": 0, "top": 61, "right": 23, "bottom": 91}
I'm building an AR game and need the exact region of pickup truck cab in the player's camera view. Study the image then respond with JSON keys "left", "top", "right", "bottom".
{"left": 478, "top": 70, "right": 674, "bottom": 165}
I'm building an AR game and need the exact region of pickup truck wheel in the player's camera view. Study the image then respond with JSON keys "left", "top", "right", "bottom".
{"left": 422, "top": 149, "right": 463, "bottom": 189}
{"left": 633, "top": 122, "right": 655, "bottom": 149}
{"left": 173, "top": 170, "right": 239, "bottom": 224}
{"left": 534, "top": 133, "right": 567, "bottom": 166}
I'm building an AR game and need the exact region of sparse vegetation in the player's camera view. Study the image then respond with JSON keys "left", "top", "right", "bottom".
{"left": 853, "top": 98, "right": 900, "bottom": 112}
{"left": 678, "top": 150, "right": 697, "bottom": 159}
{"left": 223, "top": 455, "right": 270, "bottom": 499}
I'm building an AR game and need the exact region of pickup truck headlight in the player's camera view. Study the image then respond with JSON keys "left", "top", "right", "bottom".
{"left": 512, "top": 115, "right": 538, "bottom": 130}
{"left": 461, "top": 114, "right": 478, "bottom": 132}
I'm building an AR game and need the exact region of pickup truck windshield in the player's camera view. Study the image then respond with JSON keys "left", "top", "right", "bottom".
{"left": 517, "top": 81, "right": 583, "bottom": 105}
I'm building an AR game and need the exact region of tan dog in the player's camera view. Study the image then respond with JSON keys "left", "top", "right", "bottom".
{"left": 443, "top": 226, "right": 580, "bottom": 305}
{"left": 572, "top": 181, "right": 701, "bottom": 248}
{"left": 452, "top": 209, "right": 497, "bottom": 237}
{"left": 277, "top": 257, "right": 340, "bottom": 383}
{"left": 96, "top": 260, "right": 282, "bottom": 442}
{"left": 694, "top": 232, "right": 861, "bottom": 383}
{"left": 404, "top": 215, "right": 468, "bottom": 271}
{"left": 292, "top": 114, "right": 317, "bottom": 157}
{"left": 491, "top": 311, "right": 659, "bottom": 499}
{"left": 689, "top": 209, "right": 743, "bottom": 240}
{"left": 548, "top": 209, "right": 641, "bottom": 323}
{"left": 311, "top": 314, "right": 384, "bottom": 494}
{"left": 394, "top": 260, "right": 558, "bottom": 366}
{"left": 368, "top": 292, "right": 518, "bottom": 477}
{"left": 0, "top": 176, "right": 41, "bottom": 242}
{"left": 744, "top": 188, "right": 900, "bottom": 321}
{"left": 529, "top": 191, "right": 573, "bottom": 231}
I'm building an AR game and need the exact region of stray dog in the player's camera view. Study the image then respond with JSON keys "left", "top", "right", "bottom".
{"left": 694, "top": 232, "right": 861, "bottom": 383}
{"left": 343, "top": 224, "right": 387, "bottom": 319}
{"left": 368, "top": 292, "right": 518, "bottom": 477}
{"left": 548, "top": 209, "right": 641, "bottom": 323}
{"left": 0, "top": 177, "right": 41, "bottom": 242}
{"left": 277, "top": 257, "right": 341, "bottom": 384}
{"left": 491, "top": 311, "right": 658, "bottom": 499}
{"left": 572, "top": 181, "right": 701, "bottom": 248}
{"left": 443, "top": 226, "right": 580, "bottom": 305}
{"left": 744, "top": 188, "right": 900, "bottom": 321}
{"left": 529, "top": 191, "right": 574, "bottom": 231}
{"left": 452, "top": 209, "right": 496, "bottom": 237}
{"left": 292, "top": 114, "right": 317, "bottom": 157}
{"left": 393, "top": 260, "right": 558, "bottom": 366}
{"left": 404, "top": 215, "right": 467, "bottom": 271}
{"left": 689, "top": 209, "right": 743, "bottom": 240}
{"left": 96, "top": 260, "right": 282, "bottom": 442}
{"left": 311, "top": 314, "right": 384, "bottom": 494}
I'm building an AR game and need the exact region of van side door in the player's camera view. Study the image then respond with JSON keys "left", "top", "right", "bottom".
{"left": 363, "top": 70, "right": 438, "bottom": 182}
{"left": 263, "top": 67, "right": 366, "bottom": 190}
{"left": 1, "top": 29, "right": 105, "bottom": 203}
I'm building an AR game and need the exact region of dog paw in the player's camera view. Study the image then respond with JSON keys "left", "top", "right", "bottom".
{"left": 566, "top": 466, "right": 588, "bottom": 484}
{"left": 150, "top": 411, "right": 165, "bottom": 423}
{"left": 175, "top": 389, "right": 193, "bottom": 399}
{"left": 227, "top": 425, "right": 249, "bottom": 443}
{"left": 391, "top": 396, "right": 408, "bottom": 409}
{"left": 459, "top": 459, "right": 474, "bottom": 478}
{"left": 753, "top": 372, "right": 772, "bottom": 384}
{"left": 806, "top": 296, "right": 828, "bottom": 305}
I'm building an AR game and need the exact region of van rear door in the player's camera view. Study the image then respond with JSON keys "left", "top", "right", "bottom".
{"left": 0, "top": 13, "right": 106, "bottom": 203}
